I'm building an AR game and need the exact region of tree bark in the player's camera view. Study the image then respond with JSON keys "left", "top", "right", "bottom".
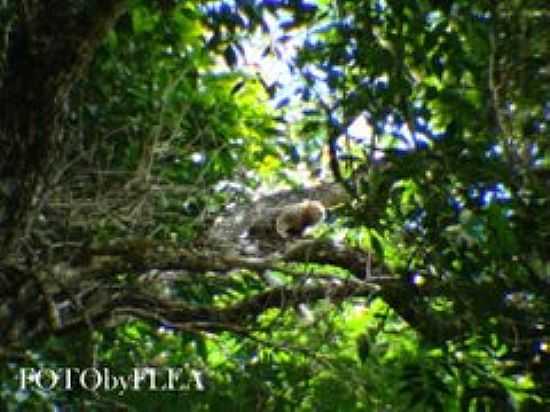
{"left": 0, "top": 0, "right": 127, "bottom": 257}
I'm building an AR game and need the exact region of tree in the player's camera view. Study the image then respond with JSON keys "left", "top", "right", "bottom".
{"left": 0, "top": 0, "right": 548, "bottom": 410}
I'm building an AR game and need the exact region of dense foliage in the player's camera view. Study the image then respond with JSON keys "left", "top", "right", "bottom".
{"left": 0, "top": 0, "right": 548, "bottom": 411}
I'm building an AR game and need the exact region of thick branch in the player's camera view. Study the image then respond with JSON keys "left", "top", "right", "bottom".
{"left": 0, "top": 239, "right": 468, "bottom": 346}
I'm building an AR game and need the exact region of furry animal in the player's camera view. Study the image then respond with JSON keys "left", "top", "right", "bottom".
{"left": 275, "top": 200, "right": 326, "bottom": 239}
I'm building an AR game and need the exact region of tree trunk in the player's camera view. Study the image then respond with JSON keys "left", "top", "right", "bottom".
{"left": 0, "top": 0, "right": 127, "bottom": 258}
